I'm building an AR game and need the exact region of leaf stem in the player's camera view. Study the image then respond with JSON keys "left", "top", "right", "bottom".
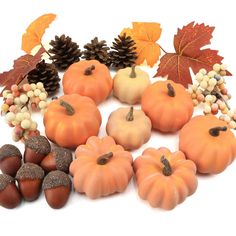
{"left": 159, "top": 44, "right": 168, "bottom": 54}
{"left": 40, "top": 43, "right": 53, "bottom": 61}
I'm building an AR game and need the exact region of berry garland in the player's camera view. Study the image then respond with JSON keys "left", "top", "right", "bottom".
{"left": 1, "top": 82, "right": 48, "bottom": 141}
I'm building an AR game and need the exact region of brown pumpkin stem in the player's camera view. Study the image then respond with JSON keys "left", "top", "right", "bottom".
{"left": 167, "top": 83, "right": 175, "bottom": 97}
{"left": 97, "top": 152, "right": 113, "bottom": 165}
{"left": 161, "top": 155, "right": 172, "bottom": 176}
{"left": 209, "top": 126, "right": 227, "bottom": 136}
{"left": 60, "top": 100, "right": 75, "bottom": 116}
{"left": 84, "top": 65, "right": 95, "bottom": 75}
{"left": 126, "top": 107, "right": 134, "bottom": 121}
{"left": 130, "top": 65, "right": 136, "bottom": 78}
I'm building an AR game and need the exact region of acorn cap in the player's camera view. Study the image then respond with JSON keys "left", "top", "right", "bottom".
{"left": 53, "top": 147, "right": 73, "bottom": 172}
{"left": 25, "top": 135, "right": 51, "bottom": 155}
{"left": 16, "top": 163, "right": 44, "bottom": 180}
{"left": 0, "top": 174, "right": 15, "bottom": 191}
{"left": 0, "top": 144, "right": 22, "bottom": 160}
{"left": 43, "top": 170, "right": 71, "bottom": 190}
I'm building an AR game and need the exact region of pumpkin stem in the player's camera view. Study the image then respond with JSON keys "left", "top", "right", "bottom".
{"left": 84, "top": 65, "right": 95, "bottom": 75}
{"left": 97, "top": 152, "right": 113, "bottom": 165}
{"left": 209, "top": 126, "right": 227, "bottom": 136}
{"left": 60, "top": 100, "right": 75, "bottom": 116}
{"left": 130, "top": 65, "right": 136, "bottom": 78}
{"left": 167, "top": 83, "right": 175, "bottom": 97}
{"left": 126, "top": 107, "right": 134, "bottom": 121}
{"left": 161, "top": 155, "right": 172, "bottom": 176}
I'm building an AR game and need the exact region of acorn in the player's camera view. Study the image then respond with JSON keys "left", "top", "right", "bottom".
{"left": 0, "top": 174, "right": 21, "bottom": 209}
{"left": 0, "top": 144, "right": 22, "bottom": 176}
{"left": 16, "top": 163, "right": 44, "bottom": 201}
{"left": 24, "top": 135, "right": 51, "bottom": 164}
{"left": 40, "top": 147, "right": 73, "bottom": 173}
{"left": 43, "top": 170, "right": 71, "bottom": 209}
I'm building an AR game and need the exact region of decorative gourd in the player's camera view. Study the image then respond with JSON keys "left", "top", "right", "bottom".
{"left": 106, "top": 107, "right": 151, "bottom": 150}
{"left": 113, "top": 66, "right": 150, "bottom": 104}
{"left": 134, "top": 147, "right": 198, "bottom": 210}
{"left": 43, "top": 94, "right": 102, "bottom": 149}
{"left": 70, "top": 136, "right": 133, "bottom": 199}
{"left": 179, "top": 115, "right": 236, "bottom": 174}
{"left": 63, "top": 60, "right": 113, "bottom": 104}
{"left": 141, "top": 80, "right": 193, "bottom": 133}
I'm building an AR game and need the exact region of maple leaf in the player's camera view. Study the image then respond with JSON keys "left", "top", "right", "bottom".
{"left": 155, "top": 22, "right": 230, "bottom": 87}
{"left": 0, "top": 47, "right": 45, "bottom": 96}
{"left": 122, "top": 22, "right": 162, "bottom": 67}
{"left": 22, "top": 13, "right": 56, "bottom": 54}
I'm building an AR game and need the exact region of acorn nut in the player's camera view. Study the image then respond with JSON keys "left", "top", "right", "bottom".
{"left": 24, "top": 135, "right": 51, "bottom": 164}
{"left": 16, "top": 163, "right": 44, "bottom": 201}
{"left": 0, "top": 144, "right": 22, "bottom": 176}
{"left": 41, "top": 147, "right": 72, "bottom": 173}
{"left": 43, "top": 170, "right": 71, "bottom": 209}
{"left": 0, "top": 174, "right": 21, "bottom": 209}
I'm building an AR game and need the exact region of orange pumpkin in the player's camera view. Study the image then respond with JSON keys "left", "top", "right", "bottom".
{"left": 63, "top": 60, "right": 113, "bottom": 104}
{"left": 179, "top": 115, "right": 236, "bottom": 174}
{"left": 70, "top": 136, "right": 133, "bottom": 199}
{"left": 141, "top": 80, "right": 193, "bottom": 133}
{"left": 134, "top": 147, "right": 197, "bottom": 210}
{"left": 43, "top": 94, "right": 102, "bottom": 149}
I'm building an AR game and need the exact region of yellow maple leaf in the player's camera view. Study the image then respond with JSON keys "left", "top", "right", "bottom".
{"left": 122, "top": 22, "right": 162, "bottom": 67}
{"left": 22, "top": 13, "right": 56, "bottom": 54}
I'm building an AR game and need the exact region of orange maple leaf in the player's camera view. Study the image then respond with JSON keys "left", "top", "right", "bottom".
{"left": 22, "top": 13, "right": 56, "bottom": 54}
{"left": 122, "top": 22, "right": 162, "bottom": 67}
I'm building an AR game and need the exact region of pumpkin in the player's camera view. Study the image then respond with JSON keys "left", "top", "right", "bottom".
{"left": 106, "top": 107, "right": 151, "bottom": 150}
{"left": 113, "top": 66, "right": 150, "bottom": 104}
{"left": 43, "top": 94, "right": 101, "bottom": 149}
{"left": 63, "top": 60, "right": 113, "bottom": 104}
{"left": 141, "top": 80, "right": 193, "bottom": 133}
{"left": 134, "top": 147, "right": 198, "bottom": 210}
{"left": 179, "top": 115, "right": 236, "bottom": 174}
{"left": 70, "top": 136, "right": 133, "bottom": 199}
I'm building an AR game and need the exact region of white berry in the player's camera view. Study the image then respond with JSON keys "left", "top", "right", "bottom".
{"left": 36, "top": 82, "right": 44, "bottom": 90}
{"left": 199, "top": 69, "right": 207, "bottom": 75}
{"left": 34, "top": 89, "right": 41, "bottom": 97}
{"left": 21, "top": 119, "right": 31, "bottom": 129}
{"left": 20, "top": 94, "right": 28, "bottom": 104}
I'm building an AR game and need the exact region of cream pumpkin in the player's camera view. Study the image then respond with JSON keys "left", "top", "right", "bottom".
{"left": 106, "top": 107, "right": 151, "bottom": 150}
{"left": 113, "top": 66, "right": 150, "bottom": 104}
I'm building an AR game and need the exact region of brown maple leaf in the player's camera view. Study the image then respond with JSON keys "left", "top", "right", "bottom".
{"left": 0, "top": 47, "right": 45, "bottom": 96}
{"left": 155, "top": 22, "right": 231, "bottom": 87}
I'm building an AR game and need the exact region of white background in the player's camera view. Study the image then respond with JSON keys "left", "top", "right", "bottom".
{"left": 1, "top": 0, "right": 236, "bottom": 235}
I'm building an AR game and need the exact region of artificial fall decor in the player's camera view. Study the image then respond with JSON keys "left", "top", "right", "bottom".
{"left": 49, "top": 34, "right": 82, "bottom": 71}
{"left": 43, "top": 94, "right": 102, "bottom": 149}
{"left": 27, "top": 60, "right": 60, "bottom": 95}
{"left": 63, "top": 60, "right": 113, "bottom": 104}
{"left": 141, "top": 80, "right": 193, "bottom": 133}
{"left": 109, "top": 33, "right": 137, "bottom": 69}
{"left": 179, "top": 115, "right": 236, "bottom": 174}
{"left": 106, "top": 107, "right": 152, "bottom": 150}
{"left": 70, "top": 136, "right": 133, "bottom": 199}
{"left": 1, "top": 13, "right": 236, "bottom": 211}
{"left": 134, "top": 147, "right": 198, "bottom": 210}
{"left": 113, "top": 66, "right": 150, "bottom": 104}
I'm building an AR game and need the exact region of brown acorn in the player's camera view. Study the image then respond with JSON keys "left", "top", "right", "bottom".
{"left": 16, "top": 163, "right": 44, "bottom": 201}
{"left": 0, "top": 174, "right": 21, "bottom": 209}
{"left": 0, "top": 144, "right": 22, "bottom": 176}
{"left": 40, "top": 147, "right": 72, "bottom": 173}
{"left": 24, "top": 135, "right": 51, "bottom": 164}
{"left": 43, "top": 170, "right": 71, "bottom": 209}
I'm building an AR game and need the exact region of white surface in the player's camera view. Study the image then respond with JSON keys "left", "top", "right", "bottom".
{"left": 1, "top": 0, "right": 236, "bottom": 235}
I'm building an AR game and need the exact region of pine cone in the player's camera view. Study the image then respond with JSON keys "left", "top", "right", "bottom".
{"left": 27, "top": 60, "right": 60, "bottom": 95}
{"left": 82, "top": 37, "right": 110, "bottom": 66}
{"left": 49, "top": 34, "right": 82, "bottom": 71}
{"left": 110, "top": 33, "right": 137, "bottom": 69}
